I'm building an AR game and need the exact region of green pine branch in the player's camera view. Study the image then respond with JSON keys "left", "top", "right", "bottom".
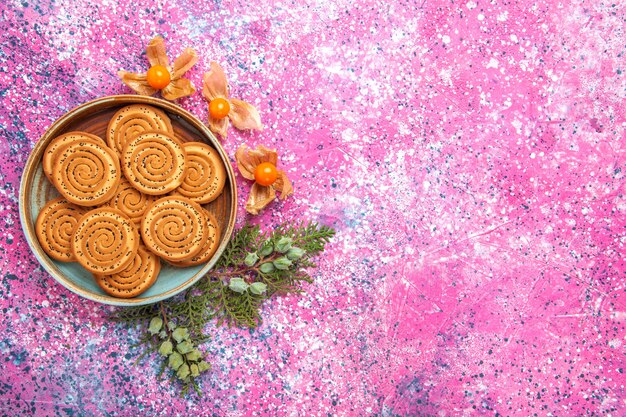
{"left": 111, "top": 304, "right": 159, "bottom": 325}
{"left": 112, "top": 221, "right": 335, "bottom": 396}
{"left": 214, "top": 223, "right": 261, "bottom": 269}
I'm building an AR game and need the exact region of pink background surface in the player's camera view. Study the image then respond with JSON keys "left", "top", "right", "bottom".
{"left": 1, "top": 0, "right": 625, "bottom": 415}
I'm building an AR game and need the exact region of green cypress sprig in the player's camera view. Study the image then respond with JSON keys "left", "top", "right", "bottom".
{"left": 111, "top": 304, "right": 159, "bottom": 325}
{"left": 112, "top": 221, "right": 335, "bottom": 396}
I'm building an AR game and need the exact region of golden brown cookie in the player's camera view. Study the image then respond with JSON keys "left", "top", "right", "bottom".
{"left": 141, "top": 196, "right": 208, "bottom": 262}
{"left": 94, "top": 245, "right": 160, "bottom": 298}
{"left": 121, "top": 131, "right": 187, "bottom": 195}
{"left": 107, "top": 104, "right": 173, "bottom": 157}
{"left": 71, "top": 207, "right": 139, "bottom": 274}
{"left": 51, "top": 140, "right": 121, "bottom": 207}
{"left": 35, "top": 197, "right": 89, "bottom": 262}
{"left": 42, "top": 131, "right": 105, "bottom": 181}
{"left": 168, "top": 209, "right": 221, "bottom": 267}
{"left": 107, "top": 176, "right": 158, "bottom": 224}
{"left": 173, "top": 142, "right": 226, "bottom": 204}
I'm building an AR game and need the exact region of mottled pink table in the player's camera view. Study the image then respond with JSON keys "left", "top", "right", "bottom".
{"left": 1, "top": 1, "right": 625, "bottom": 416}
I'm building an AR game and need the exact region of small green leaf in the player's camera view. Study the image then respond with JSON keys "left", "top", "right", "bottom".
{"left": 259, "top": 262, "right": 275, "bottom": 273}
{"left": 148, "top": 317, "right": 163, "bottom": 335}
{"left": 258, "top": 240, "right": 273, "bottom": 257}
{"left": 275, "top": 237, "right": 293, "bottom": 253}
{"left": 198, "top": 360, "right": 211, "bottom": 372}
{"left": 186, "top": 349, "right": 202, "bottom": 362}
{"left": 158, "top": 340, "right": 173, "bottom": 356}
{"left": 177, "top": 363, "right": 190, "bottom": 379}
{"left": 190, "top": 363, "right": 200, "bottom": 377}
{"left": 273, "top": 257, "right": 292, "bottom": 270}
{"left": 249, "top": 282, "right": 268, "bottom": 295}
{"left": 286, "top": 247, "right": 305, "bottom": 260}
{"left": 176, "top": 340, "right": 194, "bottom": 355}
{"left": 168, "top": 352, "right": 184, "bottom": 370}
{"left": 229, "top": 277, "right": 249, "bottom": 293}
{"left": 244, "top": 252, "right": 259, "bottom": 266}
{"left": 172, "top": 327, "right": 190, "bottom": 343}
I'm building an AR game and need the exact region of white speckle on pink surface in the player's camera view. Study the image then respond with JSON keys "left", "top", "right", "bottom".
{"left": 1, "top": 0, "right": 625, "bottom": 415}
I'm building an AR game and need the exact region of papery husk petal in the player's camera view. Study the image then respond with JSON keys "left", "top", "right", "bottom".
{"left": 273, "top": 170, "right": 293, "bottom": 200}
{"left": 171, "top": 48, "right": 198, "bottom": 80}
{"left": 228, "top": 98, "right": 263, "bottom": 131}
{"left": 255, "top": 145, "right": 278, "bottom": 166}
{"left": 202, "top": 62, "right": 229, "bottom": 101}
{"left": 234, "top": 144, "right": 278, "bottom": 180}
{"left": 245, "top": 183, "right": 276, "bottom": 215}
{"left": 146, "top": 36, "right": 169, "bottom": 67}
{"left": 161, "top": 77, "right": 196, "bottom": 100}
{"left": 207, "top": 113, "right": 229, "bottom": 139}
{"left": 234, "top": 144, "right": 256, "bottom": 180}
{"left": 118, "top": 70, "right": 157, "bottom": 96}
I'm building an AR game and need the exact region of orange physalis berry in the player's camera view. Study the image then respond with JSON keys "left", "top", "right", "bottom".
{"left": 254, "top": 162, "right": 278, "bottom": 186}
{"left": 146, "top": 65, "right": 171, "bottom": 90}
{"left": 209, "top": 97, "right": 231, "bottom": 119}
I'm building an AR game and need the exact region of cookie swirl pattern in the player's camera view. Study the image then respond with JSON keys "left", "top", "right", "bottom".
{"left": 35, "top": 197, "right": 88, "bottom": 262}
{"left": 94, "top": 245, "right": 160, "bottom": 298}
{"left": 108, "top": 176, "right": 158, "bottom": 224}
{"left": 174, "top": 142, "right": 226, "bottom": 204}
{"left": 52, "top": 140, "right": 121, "bottom": 207}
{"left": 122, "top": 131, "right": 187, "bottom": 195}
{"left": 141, "top": 196, "right": 208, "bottom": 262}
{"left": 169, "top": 209, "right": 221, "bottom": 267}
{"left": 43, "top": 131, "right": 105, "bottom": 181}
{"left": 71, "top": 207, "right": 139, "bottom": 274}
{"left": 107, "top": 105, "right": 173, "bottom": 157}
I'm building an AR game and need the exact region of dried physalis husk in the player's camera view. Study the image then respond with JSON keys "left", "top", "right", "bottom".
{"left": 234, "top": 144, "right": 293, "bottom": 215}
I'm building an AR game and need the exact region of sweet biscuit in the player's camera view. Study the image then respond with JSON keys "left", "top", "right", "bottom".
{"left": 107, "top": 176, "right": 158, "bottom": 224}
{"left": 107, "top": 104, "right": 173, "bottom": 157}
{"left": 35, "top": 197, "right": 89, "bottom": 262}
{"left": 141, "top": 196, "right": 208, "bottom": 262}
{"left": 121, "top": 131, "right": 187, "bottom": 195}
{"left": 94, "top": 245, "right": 160, "bottom": 298}
{"left": 43, "top": 131, "right": 105, "bottom": 181}
{"left": 168, "top": 208, "right": 221, "bottom": 267}
{"left": 71, "top": 207, "right": 139, "bottom": 274}
{"left": 173, "top": 142, "right": 226, "bottom": 204}
{"left": 51, "top": 140, "right": 121, "bottom": 207}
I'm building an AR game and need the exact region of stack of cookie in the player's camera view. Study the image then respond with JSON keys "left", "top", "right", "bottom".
{"left": 35, "top": 104, "right": 225, "bottom": 298}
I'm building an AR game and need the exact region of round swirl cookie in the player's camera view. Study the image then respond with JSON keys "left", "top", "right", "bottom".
{"left": 172, "top": 142, "right": 226, "bottom": 204}
{"left": 42, "top": 131, "right": 106, "bottom": 181}
{"left": 141, "top": 196, "right": 208, "bottom": 262}
{"left": 174, "top": 142, "right": 226, "bottom": 204}
{"left": 94, "top": 245, "right": 161, "bottom": 298}
{"left": 168, "top": 208, "right": 221, "bottom": 267}
{"left": 121, "top": 131, "right": 187, "bottom": 195}
{"left": 51, "top": 140, "right": 121, "bottom": 207}
{"left": 71, "top": 207, "right": 139, "bottom": 274}
{"left": 35, "top": 197, "right": 89, "bottom": 262}
{"left": 107, "top": 104, "right": 173, "bottom": 157}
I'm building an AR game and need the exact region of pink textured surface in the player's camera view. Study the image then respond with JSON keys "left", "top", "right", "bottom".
{"left": 1, "top": 1, "right": 625, "bottom": 415}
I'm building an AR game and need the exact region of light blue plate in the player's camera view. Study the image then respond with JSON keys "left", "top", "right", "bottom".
{"left": 19, "top": 95, "right": 237, "bottom": 306}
